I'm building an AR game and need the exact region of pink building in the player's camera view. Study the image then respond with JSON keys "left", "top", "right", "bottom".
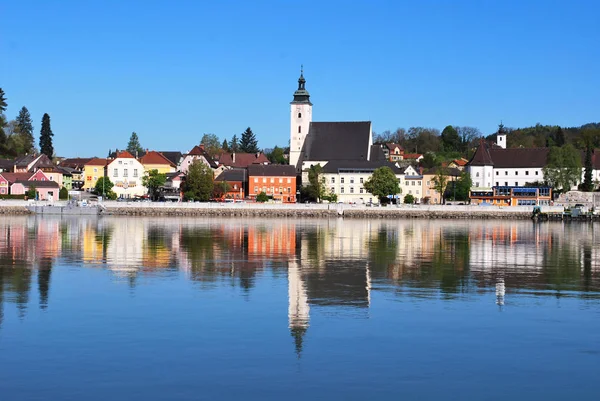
{"left": 11, "top": 180, "right": 60, "bottom": 200}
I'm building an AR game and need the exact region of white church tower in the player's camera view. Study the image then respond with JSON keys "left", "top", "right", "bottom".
{"left": 288, "top": 259, "right": 309, "bottom": 358}
{"left": 289, "top": 67, "right": 313, "bottom": 172}
{"left": 496, "top": 122, "right": 507, "bottom": 149}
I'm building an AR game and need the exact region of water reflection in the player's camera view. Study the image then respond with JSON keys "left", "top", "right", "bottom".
{"left": 1, "top": 216, "right": 600, "bottom": 338}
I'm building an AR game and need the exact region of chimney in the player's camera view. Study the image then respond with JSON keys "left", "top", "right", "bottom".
{"left": 232, "top": 153, "right": 236, "bottom": 164}
{"left": 199, "top": 144, "right": 205, "bottom": 151}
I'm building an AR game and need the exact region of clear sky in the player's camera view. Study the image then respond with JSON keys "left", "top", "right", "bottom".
{"left": 1, "top": 0, "right": 599, "bottom": 157}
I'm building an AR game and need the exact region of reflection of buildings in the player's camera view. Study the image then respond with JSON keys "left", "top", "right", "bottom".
{"left": 288, "top": 260, "right": 309, "bottom": 357}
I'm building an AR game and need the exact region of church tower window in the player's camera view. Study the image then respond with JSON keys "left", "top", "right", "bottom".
{"left": 298, "top": 113, "right": 302, "bottom": 118}
{"left": 298, "top": 126, "right": 301, "bottom": 133}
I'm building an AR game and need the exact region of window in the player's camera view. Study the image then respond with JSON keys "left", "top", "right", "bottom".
{"left": 350, "top": 177, "right": 354, "bottom": 184}
{"left": 416, "top": 190, "right": 419, "bottom": 194}
{"left": 123, "top": 169, "right": 128, "bottom": 177}
{"left": 298, "top": 112, "right": 301, "bottom": 118}
{"left": 515, "top": 171, "right": 518, "bottom": 176}
{"left": 270, "top": 178, "right": 274, "bottom": 183}
{"left": 263, "top": 178, "right": 266, "bottom": 183}
{"left": 515, "top": 182, "right": 518, "bottom": 186}
{"left": 114, "top": 169, "right": 118, "bottom": 177}
{"left": 411, "top": 181, "right": 415, "bottom": 186}
{"left": 287, "top": 178, "right": 291, "bottom": 183}
{"left": 279, "top": 178, "right": 283, "bottom": 183}
{"left": 475, "top": 183, "right": 479, "bottom": 187}
{"left": 417, "top": 181, "right": 421, "bottom": 186}
{"left": 42, "top": 178, "right": 45, "bottom": 181}
{"left": 476, "top": 172, "right": 480, "bottom": 177}
{"left": 298, "top": 126, "right": 301, "bottom": 133}
{"left": 341, "top": 177, "right": 345, "bottom": 184}
{"left": 331, "top": 177, "right": 335, "bottom": 183}
{"left": 93, "top": 168, "right": 97, "bottom": 173}
{"left": 0, "top": 188, "right": 4, "bottom": 194}
{"left": 254, "top": 177, "right": 258, "bottom": 183}
{"left": 525, "top": 171, "right": 529, "bottom": 176}
{"left": 255, "top": 187, "right": 258, "bottom": 193}
{"left": 118, "top": 161, "right": 122, "bottom": 165}
{"left": 49, "top": 177, "right": 53, "bottom": 180}
{"left": 426, "top": 181, "right": 430, "bottom": 186}
{"left": 134, "top": 169, "right": 138, "bottom": 177}
{"left": 505, "top": 171, "right": 508, "bottom": 175}
{"left": 496, "top": 182, "right": 499, "bottom": 186}
{"left": 505, "top": 182, "right": 508, "bottom": 186}
{"left": 287, "top": 187, "right": 291, "bottom": 193}
{"left": 360, "top": 188, "right": 363, "bottom": 193}
{"left": 331, "top": 187, "right": 335, "bottom": 193}
{"left": 496, "top": 171, "right": 499, "bottom": 176}
{"left": 341, "top": 187, "right": 344, "bottom": 193}
{"left": 535, "top": 171, "right": 539, "bottom": 176}
{"left": 350, "top": 187, "right": 354, "bottom": 193}
{"left": 360, "top": 177, "right": 364, "bottom": 184}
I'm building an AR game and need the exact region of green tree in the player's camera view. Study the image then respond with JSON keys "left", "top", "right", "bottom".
{"left": 126, "top": 132, "right": 144, "bottom": 156}
{"left": 222, "top": 139, "right": 229, "bottom": 152}
{"left": 229, "top": 134, "right": 239, "bottom": 152}
{"left": 0, "top": 88, "right": 9, "bottom": 156}
{"left": 94, "top": 176, "right": 115, "bottom": 199}
{"left": 454, "top": 171, "right": 473, "bottom": 202}
{"left": 256, "top": 191, "right": 269, "bottom": 202}
{"left": 542, "top": 144, "right": 582, "bottom": 192}
{"left": 306, "top": 164, "right": 326, "bottom": 202}
{"left": 555, "top": 127, "right": 566, "bottom": 147}
{"left": 200, "top": 133, "right": 221, "bottom": 158}
{"left": 239, "top": 127, "right": 259, "bottom": 153}
{"left": 363, "top": 166, "right": 401, "bottom": 204}
{"left": 213, "top": 181, "right": 231, "bottom": 199}
{"left": 420, "top": 152, "right": 440, "bottom": 169}
{"left": 403, "top": 194, "right": 415, "bottom": 204}
{"left": 39, "top": 113, "right": 54, "bottom": 160}
{"left": 183, "top": 160, "right": 214, "bottom": 201}
{"left": 266, "top": 146, "right": 286, "bottom": 164}
{"left": 26, "top": 185, "right": 37, "bottom": 200}
{"left": 15, "top": 106, "right": 35, "bottom": 154}
{"left": 142, "top": 169, "right": 167, "bottom": 200}
{"left": 432, "top": 167, "right": 449, "bottom": 204}
{"left": 59, "top": 187, "right": 69, "bottom": 200}
{"left": 582, "top": 144, "right": 594, "bottom": 191}
{"left": 441, "top": 125, "right": 461, "bottom": 152}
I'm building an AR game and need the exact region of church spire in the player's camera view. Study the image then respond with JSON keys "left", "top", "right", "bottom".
{"left": 291, "top": 65, "right": 311, "bottom": 104}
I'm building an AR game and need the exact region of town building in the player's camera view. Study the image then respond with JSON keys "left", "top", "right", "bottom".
{"left": 214, "top": 168, "right": 247, "bottom": 200}
{"left": 178, "top": 145, "right": 217, "bottom": 174}
{"left": 247, "top": 164, "right": 296, "bottom": 203}
{"left": 218, "top": 152, "right": 270, "bottom": 169}
{"left": 106, "top": 151, "right": 146, "bottom": 198}
{"left": 139, "top": 151, "right": 177, "bottom": 174}
{"left": 83, "top": 158, "right": 108, "bottom": 191}
{"left": 470, "top": 186, "right": 552, "bottom": 206}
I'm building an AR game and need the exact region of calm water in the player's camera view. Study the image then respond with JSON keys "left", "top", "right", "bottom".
{"left": 0, "top": 216, "right": 599, "bottom": 400}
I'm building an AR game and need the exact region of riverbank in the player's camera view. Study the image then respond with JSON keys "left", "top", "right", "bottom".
{"left": 0, "top": 200, "right": 564, "bottom": 219}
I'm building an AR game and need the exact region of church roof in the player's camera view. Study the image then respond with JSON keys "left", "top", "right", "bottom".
{"left": 321, "top": 159, "right": 405, "bottom": 174}
{"left": 304, "top": 121, "right": 372, "bottom": 162}
{"left": 468, "top": 141, "right": 550, "bottom": 168}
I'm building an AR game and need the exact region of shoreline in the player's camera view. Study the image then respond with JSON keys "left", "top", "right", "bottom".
{"left": 0, "top": 200, "right": 559, "bottom": 220}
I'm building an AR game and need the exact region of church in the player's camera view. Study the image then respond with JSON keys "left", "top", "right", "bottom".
{"left": 288, "top": 69, "right": 404, "bottom": 204}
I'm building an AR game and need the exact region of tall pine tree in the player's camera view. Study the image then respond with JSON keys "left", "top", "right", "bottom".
{"left": 239, "top": 127, "right": 259, "bottom": 153}
{"left": 229, "top": 134, "right": 239, "bottom": 152}
{"left": 16, "top": 106, "right": 35, "bottom": 154}
{"left": 126, "top": 132, "right": 144, "bottom": 156}
{"left": 555, "top": 127, "right": 566, "bottom": 147}
{"left": 0, "top": 88, "right": 7, "bottom": 156}
{"left": 583, "top": 144, "right": 594, "bottom": 191}
{"left": 39, "top": 113, "right": 54, "bottom": 159}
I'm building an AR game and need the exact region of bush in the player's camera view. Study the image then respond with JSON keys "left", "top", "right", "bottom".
{"left": 256, "top": 192, "right": 269, "bottom": 203}
{"left": 26, "top": 186, "right": 37, "bottom": 200}
{"left": 0, "top": 194, "right": 26, "bottom": 200}
{"left": 404, "top": 194, "right": 415, "bottom": 204}
{"left": 59, "top": 187, "right": 69, "bottom": 200}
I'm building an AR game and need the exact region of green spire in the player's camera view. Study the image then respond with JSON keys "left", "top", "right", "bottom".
{"left": 291, "top": 65, "right": 312, "bottom": 105}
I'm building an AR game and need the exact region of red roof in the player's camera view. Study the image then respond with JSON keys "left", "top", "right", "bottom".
{"left": 218, "top": 152, "right": 270, "bottom": 168}
{"left": 188, "top": 145, "right": 206, "bottom": 156}
{"left": 85, "top": 158, "right": 108, "bottom": 166}
{"left": 116, "top": 150, "right": 135, "bottom": 159}
{"left": 453, "top": 159, "right": 468, "bottom": 166}
{"left": 0, "top": 172, "right": 33, "bottom": 184}
{"left": 140, "top": 151, "right": 176, "bottom": 167}
{"left": 403, "top": 153, "right": 423, "bottom": 159}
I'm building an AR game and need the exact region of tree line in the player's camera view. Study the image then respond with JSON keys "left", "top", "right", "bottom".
{"left": 0, "top": 88, "right": 54, "bottom": 159}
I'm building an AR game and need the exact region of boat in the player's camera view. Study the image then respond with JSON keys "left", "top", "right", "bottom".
{"left": 26, "top": 200, "right": 105, "bottom": 216}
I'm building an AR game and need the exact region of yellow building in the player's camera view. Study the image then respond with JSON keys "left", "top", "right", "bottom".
{"left": 139, "top": 151, "right": 177, "bottom": 174}
{"left": 83, "top": 158, "right": 107, "bottom": 191}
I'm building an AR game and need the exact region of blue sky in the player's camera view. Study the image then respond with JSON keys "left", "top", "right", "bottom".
{"left": 1, "top": 0, "right": 599, "bottom": 157}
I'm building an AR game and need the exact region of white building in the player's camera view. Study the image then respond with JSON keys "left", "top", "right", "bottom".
{"left": 178, "top": 145, "right": 217, "bottom": 174}
{"left": 107, "top": 151, "right": 146, "bottom": 198}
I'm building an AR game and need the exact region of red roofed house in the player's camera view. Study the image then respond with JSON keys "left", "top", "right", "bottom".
{"left": 107, "top": 150, "right": 146, "bottom": 198}
{"left": 1, "top": 170, "right": 59, "bottom": 200}
{"left": 139, "top": 150, "right": 177, "bottom": 174}
{"left": 218, "top": 152, "right": 270, "bottom": 169}
{"left": 402, "top": 153, "right": 424, "bottom": 162}
{"left": 178, "top": 145, "right": 218, "bottom": 174}
{"left": 0, "top": 172, "right": 33, "bottom": 195}
{"left": 382, "top": 143, "right": 405, "bottom": 162}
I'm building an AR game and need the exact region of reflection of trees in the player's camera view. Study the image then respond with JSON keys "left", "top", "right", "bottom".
{"left": 38, "top": 257, "right": 53, "bottom": 309}
{"left": 368, "top": 228, "right": 398, "bottom": 267}
{"left": 95, "top": 222, "right": 114, "bottom": 262}
{"left": 541, "top": 232, "right": 586, "bottom": 295}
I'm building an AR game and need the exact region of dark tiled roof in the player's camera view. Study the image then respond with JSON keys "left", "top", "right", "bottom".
{"left": 14, "top": 180, "right": 60, "bottom": 188}
{"left": 159, "top": 151, "right": 183, "bottom": 166}
{"left": 247, "top": 164, "right": 296, "bottom": 177}
{"left": 0, "top": 158, "right": 14, "bottom": 171}
{"left": 56, "top": 166, "right": 75, "bottom": 175}
{"left": 304, "top": 122, "right": 372, "bottom": 161}
{"left": 423, "top": 167, "right": 462, "bottom": 177}
{"left": 165, "top": 172, "right": 184, "bottom": 180}
{"left": 468, "top": 141, "right": 550, "bottom": 168}
{"left": 60, "top": 158, "right": 93, "bottom": 169}
{"left": 140, "top": 151, "right": 176, "bottom": 167}
{"left": 321, "top": 160, "right": 405, "bottom": 174}
{"left": 14, "top": 154, "right": 39, "bottom": 168}
{"left": 218, "top": 152, "right": 269, "bottom": 168}
{"left": 30, "top": 154, "right": 54, "bottom": 171}
{"left": 369, "top": 145, "right": 387, "bottom": 162}
{"left": 215, "top": 168, "right": 247, "bottom": 182}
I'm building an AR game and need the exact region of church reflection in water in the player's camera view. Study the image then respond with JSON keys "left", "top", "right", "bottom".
{"left": 1, "top": 216, "right": 600, "bottom": 353}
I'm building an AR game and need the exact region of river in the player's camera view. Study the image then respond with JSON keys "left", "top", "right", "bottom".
{"left": 0, "top": 216, "right": 599, "bottom": 400}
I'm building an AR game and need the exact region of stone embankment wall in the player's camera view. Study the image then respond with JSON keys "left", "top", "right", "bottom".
{"left": 0, "top": 206, "right": 31, "bottom": 215}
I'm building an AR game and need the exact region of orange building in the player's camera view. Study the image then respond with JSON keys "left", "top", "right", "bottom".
{"left": 247, "top": 165, "right": 297, "bottom": 203}
{"left": 214, "top": 168, "right": 246, "bottom": 200}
